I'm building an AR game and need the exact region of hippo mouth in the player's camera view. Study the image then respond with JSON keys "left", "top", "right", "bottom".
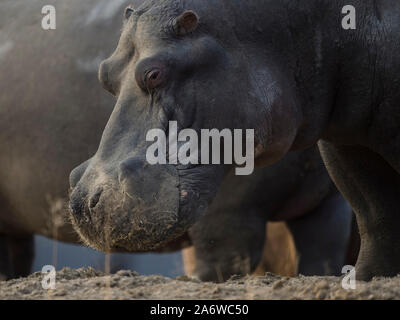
{"left": 69, "top": 163, "right": 222, "bottom": 253}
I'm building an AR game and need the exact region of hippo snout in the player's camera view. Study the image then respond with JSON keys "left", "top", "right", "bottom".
{"left": 68, "top": 157, "right": 188, "bottom": 252}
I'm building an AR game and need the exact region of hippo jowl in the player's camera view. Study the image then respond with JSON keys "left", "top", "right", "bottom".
{"left": 67, "top": 0, "right": 400, "bottom": 281}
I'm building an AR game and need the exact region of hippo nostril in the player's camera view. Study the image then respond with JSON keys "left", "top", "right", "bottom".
{"left": 89, "top": 189, "right": 103, "bottom": 209}
{"left": 70, "top": 199, "right": 82, "bottom": 216}
{"left": 69, "top": 186, "right": 87, "bottom": 217}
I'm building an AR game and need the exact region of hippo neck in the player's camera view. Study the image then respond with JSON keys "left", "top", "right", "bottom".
{"left": 222, "top": 0, "right": 383, "bottom": 148}
{"left": 201, "top": 0, "right": 362, "bottom": 148}
{"left": 188, "top": 0, "right": 384, "bottom": 148}
{"left": 262, "top": 0, "right": 385, "bottom": 149}
{"left": 276, "top": 0, "right": 386, "bottom": 148}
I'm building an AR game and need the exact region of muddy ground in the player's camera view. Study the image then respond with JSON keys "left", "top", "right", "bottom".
{"left": 0, "top": 268, "right": 399, "bottom": 300}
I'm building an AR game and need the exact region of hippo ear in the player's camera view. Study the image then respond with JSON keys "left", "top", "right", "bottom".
{"left": 124, "top": 6, "right": 134, "bottom": 20}
{"left": 173, "top": 10, "right": 199, "bottom": 36}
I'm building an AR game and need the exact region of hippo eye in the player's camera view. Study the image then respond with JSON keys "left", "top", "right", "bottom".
{"left": 135, "top": 59, "right": 168, "bottom": 92}
{"left": 144, "top": 68, "right": 164, "bottom": 90}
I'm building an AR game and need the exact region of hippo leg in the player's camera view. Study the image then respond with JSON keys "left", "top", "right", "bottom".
{"left": 189, "top": 210, "right": 266, "bottom": 282}
{"left": 319, "top": 141, "right": 400, "bottom": 280}
{"left": 9, "top": 235, "right": 34, "bottom": 278}
{"left": 287, "top": 192, "right": 352, "bottom": 276}
{"left": 0, "top": 234, "right": 12, "bottom": 280}
{"left": 345, "top": 215, "right": 361, "bottom": 267}
{"left": 0, "top": 234, "right": 34, "bottom": 280}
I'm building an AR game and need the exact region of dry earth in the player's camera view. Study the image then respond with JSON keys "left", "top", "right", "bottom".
{"left": 0, "top": 268, "right": 400, "bottom": 300}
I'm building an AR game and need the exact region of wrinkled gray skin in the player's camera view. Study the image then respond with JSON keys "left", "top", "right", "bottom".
{"left": 0, "top": 0, "right": 352, "bottom": 280}
{"left": 70, "top": 0, "right": 400, "bottom": 281}
{"left": 188, "top": 146, "right": 353, "bottom": 282}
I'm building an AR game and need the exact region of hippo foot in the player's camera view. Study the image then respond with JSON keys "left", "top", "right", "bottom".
{"left": 355, "top": 237, "right": 400, "bottom": 281}
{"left": 355, "top": 261, "right": 400, "bottom": 281}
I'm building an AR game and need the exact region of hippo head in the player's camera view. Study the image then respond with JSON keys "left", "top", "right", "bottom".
{"left": 69, "top": 0, "right": 301, "bottom": 252}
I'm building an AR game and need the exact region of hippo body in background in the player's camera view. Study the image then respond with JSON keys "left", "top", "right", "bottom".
{"left": 69, "top": 0, "right": 400, "bottom": 281}
{"left": 0, "top": 0, "right": 136, "bottom": 279}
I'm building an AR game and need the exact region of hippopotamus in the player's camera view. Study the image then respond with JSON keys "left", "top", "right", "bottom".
{"left": 69, "top": 0, "right": 400, "bottom": 281}
{"left": 0, "top": 0, "right": 353, "bottom": 280}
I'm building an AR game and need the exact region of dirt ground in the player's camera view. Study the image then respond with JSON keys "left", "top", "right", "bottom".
{"left": 1, "top": 268, "right": 400, "bottom": 300}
